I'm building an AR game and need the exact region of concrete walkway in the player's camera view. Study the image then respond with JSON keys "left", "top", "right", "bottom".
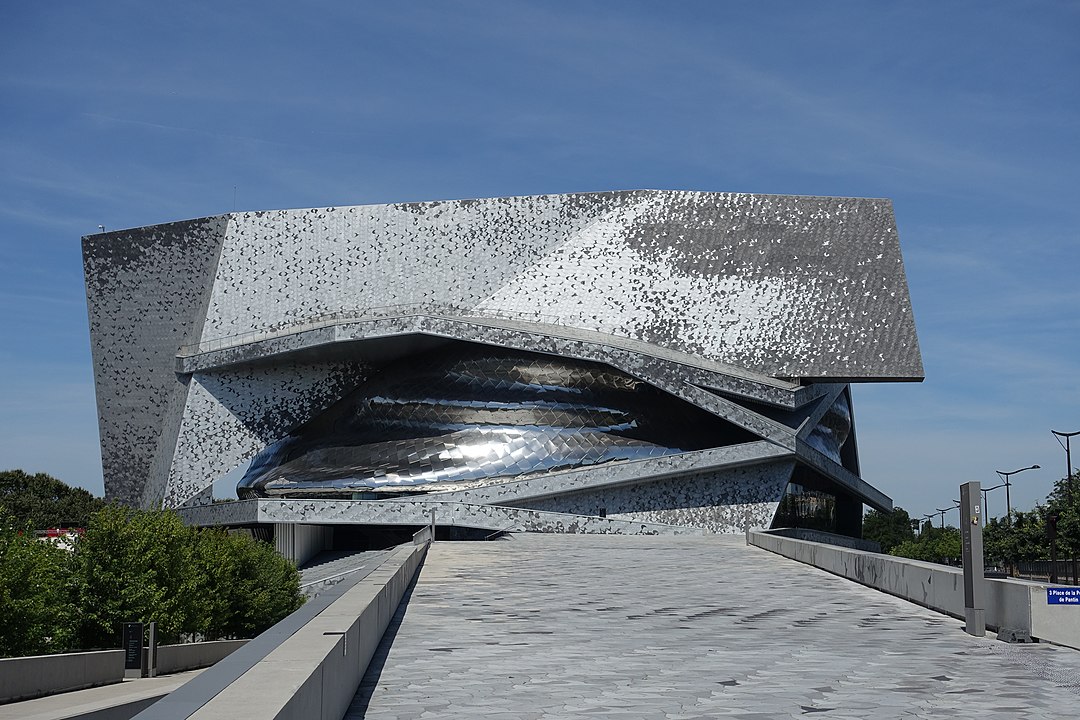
{"left": 347, "top": 534, "right": 1080, "bottom": 719}
{"left": 0, "top": 669, "right": 204, "bottom": 720}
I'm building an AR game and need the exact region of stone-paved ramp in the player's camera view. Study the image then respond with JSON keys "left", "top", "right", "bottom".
{"left": 346, "top": 534, "right": 1080, "bottom": 719}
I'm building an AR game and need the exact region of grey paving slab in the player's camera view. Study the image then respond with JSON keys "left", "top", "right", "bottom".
{"left": 346, "top": 534, "right": 1080, "bottom": 719}
{"left": 0, "top": 669, "right": 204, "bottom": 720}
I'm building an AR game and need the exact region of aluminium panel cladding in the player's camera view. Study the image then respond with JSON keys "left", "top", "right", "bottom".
{"left": 510, "top": 462, "right": 794, "bottom": 534}
{"left": 162, "top": 360, "right": 370, "bottom": 508}
{"left": 84, "top": 190, "right": 922, "bottom": 508}
{"left": 83, "top": 217, "right": 227, "bottom": 507}
{"left": 198, "top": 190, "right": 922, "bottom": 380}
{"left": 176, "top": 498, "right": 711, "bottom": 536}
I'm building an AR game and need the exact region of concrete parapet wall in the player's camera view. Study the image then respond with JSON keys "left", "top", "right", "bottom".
{"left": 1029, "top": 585, "right": 1080, "bottom": 649}
{"left": 0, "top": 649, "right": 123, "bottom": 703}
{"left": 765, "top": 527, "right": 881, "bottom": 553}
{"left": 189, "top": 542, "right": 427, "bottom": 720}
{"left": 155, "top": 640, "right": 247, "bottom": 676}
{"left": 0, "top": 641, "right": 246, "bottom": 704}
{"left": 411, "top": 525, "right": 433, "bottom": 545}
{"left": 749, "top": 531, "right": 1080, "bottom": 650}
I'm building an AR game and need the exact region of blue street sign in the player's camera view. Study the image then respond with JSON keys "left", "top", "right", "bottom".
{"left": 1047, "top": 587, "right": 1080, "bottom": 605}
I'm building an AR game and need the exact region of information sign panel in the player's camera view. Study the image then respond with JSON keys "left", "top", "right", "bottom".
{"left": 123, "top": 622, "right": 144, "bottom": 676}
{"left": 1047, "top": 587, "right": 1080, "bottom": 605}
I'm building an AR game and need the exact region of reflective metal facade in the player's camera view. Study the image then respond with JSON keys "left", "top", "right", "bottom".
{"left": 82, "top": 190, "right": 922, "bottom": 533}
{"left": 237, "top": 348, "right": 749, "bottom": 498}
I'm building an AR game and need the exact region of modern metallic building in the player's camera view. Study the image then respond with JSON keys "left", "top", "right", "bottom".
{"left": 83, "top": 190, "right": 922, "bottom": 545}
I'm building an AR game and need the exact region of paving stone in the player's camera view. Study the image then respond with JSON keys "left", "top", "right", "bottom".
{"left": 345, "top": 534, "right": 1080, "bottom": 718}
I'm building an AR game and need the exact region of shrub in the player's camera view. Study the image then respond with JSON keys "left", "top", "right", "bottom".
{"left": 0, "top": 512, "right": 77, "bottom": 655}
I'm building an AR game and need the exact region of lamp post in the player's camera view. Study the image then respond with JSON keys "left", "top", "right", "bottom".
{"left": 981, "top": 483, "right": 1007, "bottom": 521}
{"left": 922, "top": 513, "right": 935, "bottom": 534}
{"left": 1051, "top": 430, "right": 1079, "bottom": 585}
{"left": 935, "top": 502, "right": 958, "bottom": 529}
{"left": 1051, "top": 430, "right": 1079, "bottom": 493}
{"left": 996, "top": 465, "right": 1040, "bottom": 525}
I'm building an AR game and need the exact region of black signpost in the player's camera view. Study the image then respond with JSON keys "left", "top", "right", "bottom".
{"left": 123, "top": 622, "right": 144, "bottom": 679}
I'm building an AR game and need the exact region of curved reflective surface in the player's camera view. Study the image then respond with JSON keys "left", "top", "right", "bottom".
{"left": 805, "top": 393, "right": 852, "bottom": 464}
{"left": 238, "top": 348, "right": 749, "bottom": 498}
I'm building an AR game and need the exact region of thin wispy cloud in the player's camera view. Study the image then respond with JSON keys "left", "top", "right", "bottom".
{"left": 1, "top": 1, "right": 1077, "bottom": 512}
{"left": 82, "top": 113, "right": 297, "bottom": 150}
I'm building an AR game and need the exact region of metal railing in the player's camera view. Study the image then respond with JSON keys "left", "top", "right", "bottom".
{"left": 1007, "top": 560, "right": 1080, "bottom": 585}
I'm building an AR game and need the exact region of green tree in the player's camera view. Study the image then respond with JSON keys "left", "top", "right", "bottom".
{"left": 983, "top": 508, "right": 1049, "bottom": 574}
{"left": 0, "top": 512, "right": 76, "bottom": 656}
{"left": 233, "top": 534, "right": 304, "bottom": 636}
{"left": 72, "top": 507, "right": 305, "bottom": 647}
{"left": 891, "top": 525, "right": 962, "bottom": 565}
{"left": 0, "top": 470, "right": 105, "bottom": 530}
{"left": 1, "top": 495, "right": 305, "bottom": 656}
{"left": 1044, "top": 473, "right": 1080, "bottom": 565}
{"left": 863, "top": 506, "right": 915, "bottom": 553}
{"left": 191, "top": 528, "right": 303, "bottom": 639}
{"left": 72, "top": 506, "right": 202, "bottom": 648}
{"left": 974, "top": 473, "right": 1080, "bottom": 576}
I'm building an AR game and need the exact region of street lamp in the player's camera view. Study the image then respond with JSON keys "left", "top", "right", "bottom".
{"left": 921, "top": 513, "right": 935, "bottom": 534}
{"left": 935, "top": 501, "right": 959, "bottom": 529}
{"left": 1051, "top": 430, "right": 1080, "bottom": 484}
{"left": 981, "top": 483, "right": 1007, "bottom": 521}
{"left": 1051, "top": 429, "right": 1080, "bottom": 585}
{"left": 996, "top": 465, "right": 1040, "bottom": 525}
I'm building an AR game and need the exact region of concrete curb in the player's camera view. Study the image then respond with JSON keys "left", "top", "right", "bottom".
{"left": 183, "top": 542, "right": 427, "bottom": 720}
{"left": 749, "top": 530, "right": 1080, "bottom": 649}
{"left": 0, "top": 642, "right": 247, "bottom": 705}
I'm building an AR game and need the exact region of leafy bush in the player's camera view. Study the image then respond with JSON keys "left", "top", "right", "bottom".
{"left": 0, "top": 477, "right": 304, "bottom": 657}
{"left": 193, "top": 528, "right": 303, "bottom": 640}
{"left": 72, "top": 506, "right": 202, "bottom": 648}
{"left": 0, "top": 513, "right": 77, "bottom": 656}
{"left": 890, "top": 525, "right": 962, "bottom": 565}
{"left": 71, "top": 507, "right": 304, "bottom": 649}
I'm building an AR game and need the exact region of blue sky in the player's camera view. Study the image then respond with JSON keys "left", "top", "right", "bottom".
{"left": 2, "top": 1, "right": 1078, "bottom": 522}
